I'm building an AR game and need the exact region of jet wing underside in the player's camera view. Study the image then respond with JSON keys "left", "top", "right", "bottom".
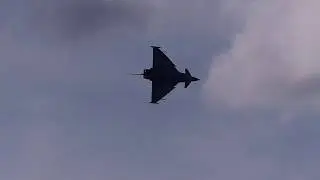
{"left": 152, "top": 46, "right": 176, "bottom": 70}
{"left": 151, "top": 80, "right": 178, "bottom": 103}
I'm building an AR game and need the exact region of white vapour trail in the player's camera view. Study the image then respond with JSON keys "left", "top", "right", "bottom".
{"left": 204, "top": 0, "right": 320, "bottom": 113}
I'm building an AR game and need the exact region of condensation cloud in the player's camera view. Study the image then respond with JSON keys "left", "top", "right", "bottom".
{"left": 204, "top": 0, "right": 320, "bottom": 113}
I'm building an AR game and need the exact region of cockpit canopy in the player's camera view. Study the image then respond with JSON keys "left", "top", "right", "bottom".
{"left": 143, "top": 68, "right": 152, "bottom": 79}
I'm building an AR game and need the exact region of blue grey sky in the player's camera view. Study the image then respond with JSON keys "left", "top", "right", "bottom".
{"left": 1, "top": 0, "right": 319, "bottom": 180}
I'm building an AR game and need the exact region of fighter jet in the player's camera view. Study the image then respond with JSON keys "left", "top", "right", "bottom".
{"left": 132, "top": 46, "right": 199, "bottom": 104}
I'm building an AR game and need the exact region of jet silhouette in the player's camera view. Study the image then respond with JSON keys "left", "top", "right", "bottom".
{"left": 132, "top": 46, "right": 199, "bottom": 104}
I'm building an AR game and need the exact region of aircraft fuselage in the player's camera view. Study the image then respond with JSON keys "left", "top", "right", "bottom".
{"left": 142, "top": 68, "right": 199, "bottom": 87}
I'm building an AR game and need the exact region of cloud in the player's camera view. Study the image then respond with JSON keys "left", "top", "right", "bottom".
{"left": 0, "top": 0, "right": 155, "bottom": 90}
{"left": 204, "top": 0, "right": 320, "bottom": 113}
{"left": 0, "top": 1, "right": 155, "bottom": 179}
{"left": 2, "top": 0, "right": 151, "bottom": 43}
{"left": 5, "top": 0, "right": 320, "bottom": 180}
{"left": 201, "top": 2, "right": 320, "bottom": 178}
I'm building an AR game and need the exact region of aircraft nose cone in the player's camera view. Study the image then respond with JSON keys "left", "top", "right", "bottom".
{"left": 192, "top": 77, "right": 200, "bottom": 81}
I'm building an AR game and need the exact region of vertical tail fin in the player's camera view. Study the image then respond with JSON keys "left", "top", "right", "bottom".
{"left": 185, "top": 68, "right": 191, "bottom": 76}
{"left": 184, "top": 69, "right": 193, "bottom": 88}
{"left": 185, "top": 81, "right": 191, "bottom": 88}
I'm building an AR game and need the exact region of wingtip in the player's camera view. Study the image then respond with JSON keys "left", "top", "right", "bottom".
{"left": 150, "top": 45, "right": 161, "bottom": 49}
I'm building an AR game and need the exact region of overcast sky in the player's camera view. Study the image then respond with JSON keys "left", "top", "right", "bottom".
{"left": 0, "top": 0, "right": 319, "bottom": 180}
